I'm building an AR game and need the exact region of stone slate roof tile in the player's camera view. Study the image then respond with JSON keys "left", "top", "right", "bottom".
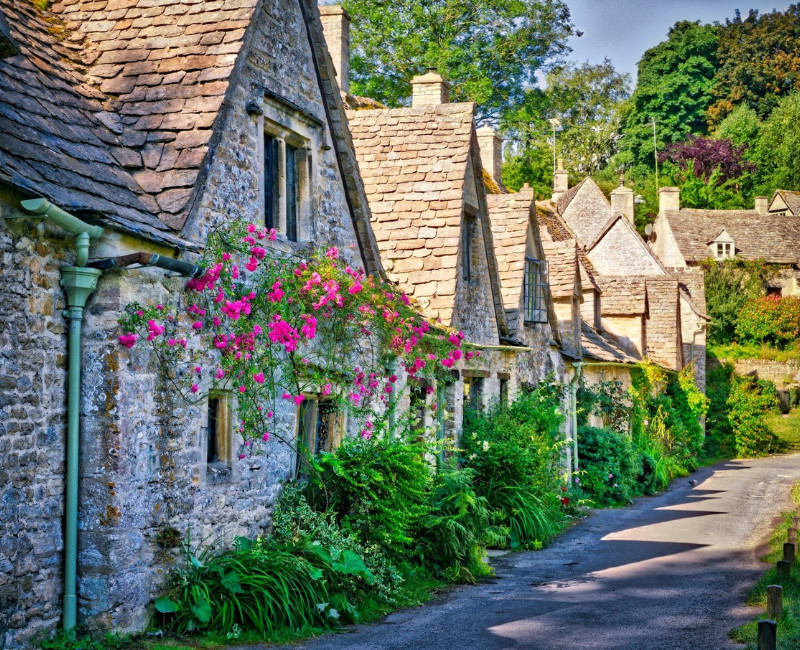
{"left": 487, "top": 186, "right": 534, "bottom": 313}
{"left": 50, "top": 0, "right": 260, "bottom": 230}
{"left": 541, "top": 239, "right": 577, "bottom": 299}
{"left": 0, "top": 0, "right": 197, "bottom": 248}
{"left": 598, "top": 276, "right": 647, "bottom": 315}
{"left": 581, "top": 321, "right": 640, "bottom": 364}
{"left": 347, "top": 102, "right": 475, "bottom": 323}
{"left": 664, "top": 209, "right": 800, "bottom": 264}
{"left": 536, "top": 200, "right": 600, "bottom": 293}
{"left": 557, "top": 177, "right": 614, "bottom": 245}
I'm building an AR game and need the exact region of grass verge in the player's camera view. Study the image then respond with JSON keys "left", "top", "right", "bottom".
{"left": 730, "top": 481, "right": 800, "bottom": 648}
{"left": 766, "top": 408, "right": 800, "bottom": 453}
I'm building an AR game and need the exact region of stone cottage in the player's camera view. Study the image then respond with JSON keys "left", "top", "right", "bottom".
{"left": 542, "top": 169, "right": 706, "bottom": 387}
{"left": 0, "top": 0, "right": 388, "bottom": 644}
{"left": 651, "top": 186, "right": 800, "bottom": 299}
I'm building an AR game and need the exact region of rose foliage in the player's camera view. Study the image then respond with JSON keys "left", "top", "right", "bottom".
{"left": 736, "top": 296, "right": 800, "bottom": 349}
{"left": 118, "top": 221, "right": 470, "bottom": 457}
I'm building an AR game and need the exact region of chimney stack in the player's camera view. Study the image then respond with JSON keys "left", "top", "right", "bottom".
{"left": 611, "top": 175, "right": 635, "bottom": 224}
{"left": 754, "top": 196, "right": 769, "bottom": 214}
{"left": 411, "top": 69, "right": 450, "bottom": 107}
{"left": 658, "top": 186, "right": 680, "bottom": 215}
{"left": 319, "top": 5, "right": 350, "bottom": 94}
{"left": 552, "top": 158, "right": 569, "bottom": 201}
{"left": 476, "top": 126, "right": 504, "bottom": 189}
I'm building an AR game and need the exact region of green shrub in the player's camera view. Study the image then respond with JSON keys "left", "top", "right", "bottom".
{"left": 154, "top": 534, "right": 363, "bottom": 636}
{"left": 271, "top": 484, "right": 403, "bottom": 606}
{"left": 702, "top": 258, "right": 777, "bottom": 345}
{"left": 462, "top": 383, "right": 566, "bottom": 548}
{"left": 705, "top": 361, "right": 735, "bottom": 457}
{"left": 306, "top": 436, "right": 432, "bottom": 558}
{"left": 728, "top": 374, "right": 779, "bottom": 457}
{"left": 414, "top": 466, "right": 492, "bottom": 582}
{"left": 577, "top": 426, "right": 642, "bottom": 506}
{"left": 736, "top": 296, "right": 800, "bottom": 349}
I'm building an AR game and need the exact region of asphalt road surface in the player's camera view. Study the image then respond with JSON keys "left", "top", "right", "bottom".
{"left": 289, "top": 454, "right": 800, "bottom": 650}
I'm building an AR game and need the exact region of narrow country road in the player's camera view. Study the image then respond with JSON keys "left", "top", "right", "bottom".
{"left": 290, "top": 454, "right": 800, "bottom": 650}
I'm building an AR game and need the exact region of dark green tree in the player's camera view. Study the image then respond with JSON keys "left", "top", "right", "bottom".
{"left": 709, "top": 6, "right": 800, "bottom": 125}
{"left": 620, "top": 21, "right": 719, "bottom": 167}
{"left": 341, "top": 0, "right": 573, "bottom": 122}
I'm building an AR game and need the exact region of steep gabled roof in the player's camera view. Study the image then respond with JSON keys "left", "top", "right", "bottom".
{"left": 598, "top": 277, "right": 647, "bottom": 315}
{"left": 581, "top": 321, "right": 640, "bottom": 364}
{"left": 771, "top": 189, "right": 800, "bottom": 215}
{"left": 346, "top": 102, "right": 475, "bottom": 323}
{"left": 487, "top": 186, "right": 535, "bottom": 313}
{"left": 0, "top": 0, "right": 191, "bottom": 247}
{"left": 537, "top": 200, "right": 600, "bottom": 293}
{"left": 557, "top": 177, "right": 613, "bottom": 244}
{"left": 48, "top": 0, "right": 258, "bottom": 230}
{"left": 662, "top": 209, "right": 800, "bottom": 264}
{"left": 0, "top": 0, "right": 383, "bottom": 266}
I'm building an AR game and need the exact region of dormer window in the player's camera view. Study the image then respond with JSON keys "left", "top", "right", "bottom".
{"left": 263, "top": 131, "right": 305, "bottom": 241}
{"left": 715, "top": 242, "right": 734, "bottom": 260}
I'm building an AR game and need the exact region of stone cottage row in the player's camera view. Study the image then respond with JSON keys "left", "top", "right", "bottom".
{"left": 0, "top": 0, "right": 702, "bottom": 645}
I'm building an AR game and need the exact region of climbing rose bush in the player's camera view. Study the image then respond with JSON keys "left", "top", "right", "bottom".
{"left": 118, "top": 221, "right": 470, "bottom": 457}
{"left": 735, "top": 296, "right": 800, "bottom": 349}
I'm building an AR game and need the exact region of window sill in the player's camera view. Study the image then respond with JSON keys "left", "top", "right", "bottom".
{"left": 206, "top": 461, "right": 232, "bottom": 485}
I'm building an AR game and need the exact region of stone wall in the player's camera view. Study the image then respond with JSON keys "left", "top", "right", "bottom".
{"left": 588, "top": 220, "right": 663, "bottom": 277}
{"left": 0, "top": 202, "right": 71, "bottom": 648}
{"left": 645, "top": 279, "right": 682, "bottom": 371}
{"left": 728, "top": 358, "right": 800, "bottom": 385}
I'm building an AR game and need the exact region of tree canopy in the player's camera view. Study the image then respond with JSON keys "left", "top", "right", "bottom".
{"left": 341, "top": 0, "right": 574, "bottom": 122}
{"left": 620, "top": 21, "right": 718, "bottom": 167}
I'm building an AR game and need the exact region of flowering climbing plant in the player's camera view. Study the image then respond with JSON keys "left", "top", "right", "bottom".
{"left": 118, "top": 221, "right": 474, "bottom": 458}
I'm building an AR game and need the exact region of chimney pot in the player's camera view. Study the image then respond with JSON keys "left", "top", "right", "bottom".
{"left": 476, "top": 125, "right": 504, "bottom": 189}
{"left": 658, "top": 186, "right": 680, "bottom": 215}
{"left": 319, "top": 5, "right": 350, "bottom": 94}
{"left": 410, "top": 69, "right": 451, "bottom": 107}
{"left": 754, "top": 196, "right": 769, "bottom": 214}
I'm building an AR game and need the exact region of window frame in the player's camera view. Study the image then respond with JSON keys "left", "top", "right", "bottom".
{"left": 523, "top": 256, "right": 549, "bottom": 324}
{"left": 205, "top": 393, "right": 233, "bottom": 484}
{"left": 462, "top": 211, "right": 476, "bottom": 283}
{"left": 256, "top": 97, "right": 318, "bottom": 243}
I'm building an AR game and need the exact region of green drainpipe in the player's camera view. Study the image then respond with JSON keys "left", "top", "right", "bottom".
{"left": 17, "top": 199, "right": 103, "bottom": 631}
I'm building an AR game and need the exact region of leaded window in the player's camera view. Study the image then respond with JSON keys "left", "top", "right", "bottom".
{"left": 523, "top": 257, "right": 549, "bottom": 324}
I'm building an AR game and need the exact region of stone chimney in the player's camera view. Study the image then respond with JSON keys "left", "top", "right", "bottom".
{"left": 552, "top": 158, "right": 569, "bottom": 201}
{"left": 658, "top": 186, "right": 680, "bottom": 215}
{"left": 476, "top": 126, "right": 503, "bottom": 189}
{"left": 319, "top": 5, "right": 350, "bottom": 94}
{"left": 611, "top": 176, "right": 635, "bottom": 224}
{"left": 754, "top": 196, "right": 769, "bottom": 214}
{"left": 411, "top": 69, "right": 450, "bottom": 107}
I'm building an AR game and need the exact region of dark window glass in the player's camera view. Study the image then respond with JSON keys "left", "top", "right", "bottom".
{"left": 462, "top": 216, "right": 473, "bottom": 282}
{"left": 500, "top": 378, "right": 509, "bottom": 405}
{"left": 264, "top": 135, "right": 280, "bottom": 230}
{"left": 524, "top": 257, "right": 549, "bottom": 324}
{"left": 286, "top": 144, "right": 298, "bottom": 241}
{"left": 207, "top": 397, "right": 219, "bottom": 464}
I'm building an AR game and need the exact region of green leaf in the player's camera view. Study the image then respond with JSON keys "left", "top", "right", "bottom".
{"left": 308, "top": 566, "right": 324, "bottom": 581}
{"left": 221, "top": 571, "right": 243, "bottom": 594}
{"left": 331, "top": 549, "right": 375, "bottom": 584}
{"left": 191, "top": 596, "right": 212, "bottom": 624}
{"left": 154, "top": 596, "right": 180, "bottom": 613}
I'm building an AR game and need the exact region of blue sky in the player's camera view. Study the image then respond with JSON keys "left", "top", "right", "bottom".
{"left": 564, "top": 0, "right": 792, "bottom": 82}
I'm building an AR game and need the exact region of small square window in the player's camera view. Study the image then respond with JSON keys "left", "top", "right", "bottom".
{"left": 524, "top": 257, "right": 549, "bottom": 323}
{"left": 715, "top": 242, "right": 734, "bottom": 260}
